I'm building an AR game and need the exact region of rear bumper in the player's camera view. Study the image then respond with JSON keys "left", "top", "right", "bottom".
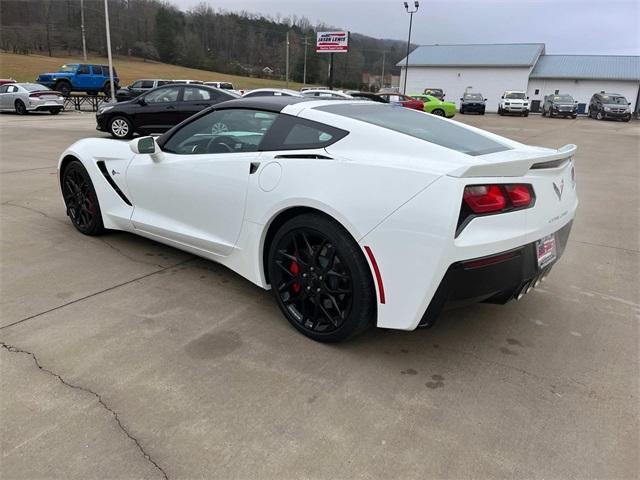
{"left": 419, "top": 220, "right": 572, "bottom": 327}
{"left": 27, "top": 99, "right": 64, "bottom": 111}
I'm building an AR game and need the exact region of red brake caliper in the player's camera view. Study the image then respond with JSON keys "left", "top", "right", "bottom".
{"left": 290, "top": 259, "right": 301, "bottom": 293}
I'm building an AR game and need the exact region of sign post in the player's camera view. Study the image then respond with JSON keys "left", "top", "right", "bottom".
{"left": 316, "top": 31, "right": 349, "bottom": 90}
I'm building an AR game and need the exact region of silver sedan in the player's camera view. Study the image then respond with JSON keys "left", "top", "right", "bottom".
{"left": 0, "top": 83, "right": 65, "bottom": 115}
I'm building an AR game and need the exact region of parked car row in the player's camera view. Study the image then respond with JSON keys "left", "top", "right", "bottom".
{"left": 115, "top": 79, "right": 238, "bottom": 102}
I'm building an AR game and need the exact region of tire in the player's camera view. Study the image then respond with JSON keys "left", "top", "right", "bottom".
{"left": 55, "top": 81, "right": 71, "bottom": 96}
{"left": 61, "top": 160, "right": 105, "bottom": 236}
{"left": 480, "top": 110, "right": 485, "bottom": 115}
{"left": 103, "top": 82, "right": 112, "bottom": 97}
{"left": 498, "top": 107, "right": 504, "bottom": 116}
{"left": 572, "top": 115, "right": 577, "bottom": 119}
{"left": 542, "top": 108, "right": 546, "bottom": 117}
{"left": 460, "top": 108, "right": 465, "bottom": 114}
{"left": 267, "top": 213, "right": 376, "bottom": 342}
{"left": 108, "top": 116, "right": 133, "bottom": 139}
{"left": 49, "top": 108, "right": 61, "bottom": 115}
{"left": 523, "top": 111, "right": 529, "bottom": 117}
{"left": 432, "top": 108, "right": 445, "bottom": 117}
{"left": 14, "top": 100, "right": 27, "bottom": 115}
{"left": 596, "top": 111, "right": 604, "bottom": 121}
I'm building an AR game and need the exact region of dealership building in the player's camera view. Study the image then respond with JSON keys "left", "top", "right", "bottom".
{"left": 398, "top": 43, "right": 640, "bottom": 114}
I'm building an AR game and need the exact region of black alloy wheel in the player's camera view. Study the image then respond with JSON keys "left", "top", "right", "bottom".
{"left": 14, "top": 100, "right": 27, "bottom": 115}
{"left": 55, "top": 81, "right": 71, "bottom": 96}
{"left": 268, "top": 213, "right": 375, "bottom": 342}
{"left": 62, "top": 160, "right": 105, "bottom": 235}
{"left": 432, "top": 108, "right": 445, "bottom": 116}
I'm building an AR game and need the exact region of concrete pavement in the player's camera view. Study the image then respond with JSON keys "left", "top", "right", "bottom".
{"left": 1, "top": 111, "right": 638, "bottom": 479}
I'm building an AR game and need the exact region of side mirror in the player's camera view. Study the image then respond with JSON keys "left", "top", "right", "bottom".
{"left": 484, "top": 98, "right": 487, "bottom": 101}
{"left": 460, "top": 98, "right": 463, "bottom": 101}
{"left": 501, "top": 96, "right": 504, "bottom": 99}
{"left": 129, "top": 136, "right": 156, "bottom": 155}
{"left": 527, "top": 96, "right": 530, "bottom": 99}
{"left": 628, "top": 102, "right": 632, "bottom": 105}
{"left": 137, "top": 97, "right": 146, "bottom": 106}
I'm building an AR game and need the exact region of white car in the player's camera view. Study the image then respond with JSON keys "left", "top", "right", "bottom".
{"left": 58, "top": 97, "right": 577, "bottom": 342}
{"left": 0, "top": 83, "right": 64, "bottom": 115}
{"left": 301, "top": 89, "right": 354, "bottom": 99}
{"left": 242, "top": 88, "right": 303, "bottom": 98}
{"left": 498, "top": 91, "right": 530, "bottom": 116}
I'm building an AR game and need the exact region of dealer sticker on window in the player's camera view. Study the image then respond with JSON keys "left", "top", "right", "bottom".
{"left": 536, "top": 233, "right": 557, "bottom": 269}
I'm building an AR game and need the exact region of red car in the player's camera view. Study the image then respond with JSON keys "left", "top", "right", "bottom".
{"left": 377, "top": 93, "right": 424, "bottom": 111}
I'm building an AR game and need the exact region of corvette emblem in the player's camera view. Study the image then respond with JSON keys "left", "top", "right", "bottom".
{"left": 553, "top": 179, "right": 564, "bottom": 200}
{"left": 111, "top": 169, "right": 120, "bottom": 176}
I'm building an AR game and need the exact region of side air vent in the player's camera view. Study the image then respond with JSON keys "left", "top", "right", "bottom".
{"left": 96, "top": 161, "right": 132, "bottom": 206}
{"left": 530, "top": 157, "right": 571, "bottom": 170}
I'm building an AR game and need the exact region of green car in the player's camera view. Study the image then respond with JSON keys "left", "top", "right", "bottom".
{"left": 410, "top": 94, "right": 457, "bottom": 118}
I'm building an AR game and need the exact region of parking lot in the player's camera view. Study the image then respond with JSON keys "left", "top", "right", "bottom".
{"left": 1, "top": 111, "right": 638, "bottom": 479}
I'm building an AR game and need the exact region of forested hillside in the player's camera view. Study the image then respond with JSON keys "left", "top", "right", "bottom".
{"left": 0, "top": 0, "right": 409, "bottom": 89}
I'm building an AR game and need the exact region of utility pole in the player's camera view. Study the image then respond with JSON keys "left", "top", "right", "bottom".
{"left": 381, "top": 51, "right": 386, "bottom": 89}
{"left": 303, "top": 35, "right": 308, "bottom": 86}
{"left": 104, "top": 0, "right": 116, "bottom": 102}
{"left": 80, "top": 0, "right": 87, "bottom": 61}
{"left": 403, "top": 1, "right": 420, "bottom": 94}
{"left": 285, "top": 31, "right": 290, "bottom": 88}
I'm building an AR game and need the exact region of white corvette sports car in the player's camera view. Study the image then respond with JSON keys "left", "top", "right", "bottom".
{"left": 58, "top": 97, "right": 577, "bottom": 342}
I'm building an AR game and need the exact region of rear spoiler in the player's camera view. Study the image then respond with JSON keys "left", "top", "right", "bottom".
{"left": 449, "top": 144, "right": 577, "bottom": 178}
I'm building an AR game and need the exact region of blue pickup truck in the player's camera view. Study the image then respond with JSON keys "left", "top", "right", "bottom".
{"left": 36, "top": 63, "right": 119, "bottom": 96}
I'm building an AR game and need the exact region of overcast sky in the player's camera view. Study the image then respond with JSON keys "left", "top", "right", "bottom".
{"left": 174, "top": 0, "right": 639, "bottom": 55}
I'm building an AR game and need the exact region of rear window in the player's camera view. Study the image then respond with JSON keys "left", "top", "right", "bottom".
{"left": 315, "top": 104, "right": 510, "bottom": 156}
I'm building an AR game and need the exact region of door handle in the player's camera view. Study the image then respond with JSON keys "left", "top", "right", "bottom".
{"left": 165, "top": 105, "right": 176, "bottom": 110}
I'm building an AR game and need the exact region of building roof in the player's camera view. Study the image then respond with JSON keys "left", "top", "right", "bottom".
{"left": 397, "top": 43, "right": 545, "bottom": 67}
{"left": 530, "top": 55, "right": 640, "bottom": 81}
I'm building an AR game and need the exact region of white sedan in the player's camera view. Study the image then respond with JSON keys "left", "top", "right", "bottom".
{"left": 0, "top": 83, "right": 65, "bottom": 115}
{"left": 58, "top": 97, "right": 577, "bottom": 342}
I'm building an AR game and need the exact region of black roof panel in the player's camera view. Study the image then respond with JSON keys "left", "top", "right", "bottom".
{"left": 213, "top": 96, "right": 315, "bottom": 112}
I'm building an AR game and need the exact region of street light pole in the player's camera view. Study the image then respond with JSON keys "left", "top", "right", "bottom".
{"left": 80, "top": 0, "right": 87, "bottom": 61}
{"left": 403, "top": 1, "right": 419, "bottom": 94}
{"left": 104, "top": 0, "right": 116, "bottom": 102}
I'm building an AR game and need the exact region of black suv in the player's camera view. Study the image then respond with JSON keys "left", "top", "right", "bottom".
{"left": 460, "top": 92, "right": 486, "bottom": 114}
{"left": 96, "top": 84, "right": 238, "bottom": 139}
{"left": 115, "top": 79, "right": 173, "bottom": 102}
{"left": 542, "top": 93, "right": 578, "bottom": 118}
{"left": 588, "top": 93, "right": 631, "bottom": 122}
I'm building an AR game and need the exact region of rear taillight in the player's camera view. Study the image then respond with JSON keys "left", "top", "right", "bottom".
{"left": 463, "top": 185, "right": 507, "bottom": 213}
{"left": 458, "top": 183, "right": 535, "bottom": 236}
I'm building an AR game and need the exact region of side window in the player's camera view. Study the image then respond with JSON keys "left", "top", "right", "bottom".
{"left": 130, "top": 81, "right": 143, "bottom": 89}
{"left": 144, "top": 87, "right": 180, "bottom": 103}
{"left": 261, "top": 115, "right": 348, "bottom": 151}
{"left": 77, "top": 64, "right": 90, "bottom": 75}
{"left": 157, "top": 80, "right": 171, "bottom": 86}
{"left": 140, "top": 80, "right": 154, "bottom": 89}
{"left": 91, "top": 65, "right": 103, "bottom": 75}
{"left": 0, "top": 86, "right": 8, "bottom": 93}
{"left": 183, "top": 87, "right": 211, "bottom": 101}
{"left": 7, "top": 85, "right": 18, "bottom": 93}
{"left": 162, "top": 109, "right": 278, "bottom": 155}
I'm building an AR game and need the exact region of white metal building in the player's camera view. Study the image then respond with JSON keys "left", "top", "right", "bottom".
{"left": 398, "top": 44, "right": 640, "bottom": 113}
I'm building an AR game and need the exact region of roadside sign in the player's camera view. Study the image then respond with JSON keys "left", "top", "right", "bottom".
{"left": 316, "top": 31, "right": 349, "bottom": 53}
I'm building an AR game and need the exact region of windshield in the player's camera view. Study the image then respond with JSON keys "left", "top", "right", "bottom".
{"left": 22, "top": 83, "right": 50, "bottom": 92}
{"left": 464, "top": 93, "right": 483, "bottom": 100}
{"left": 316, "top": 104, "right": 510, "bottom": 156}
{"left": 552, "top": 94, "right": 574, "bottom": 102}
{"left": 58, "top": 64, "right": 77, "bottom": 73}
{"left": 601, "top": 95, "right": 628, "bottom": 105}
{"left": 505, "top": 92, "right": 526, "bottom": 99}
